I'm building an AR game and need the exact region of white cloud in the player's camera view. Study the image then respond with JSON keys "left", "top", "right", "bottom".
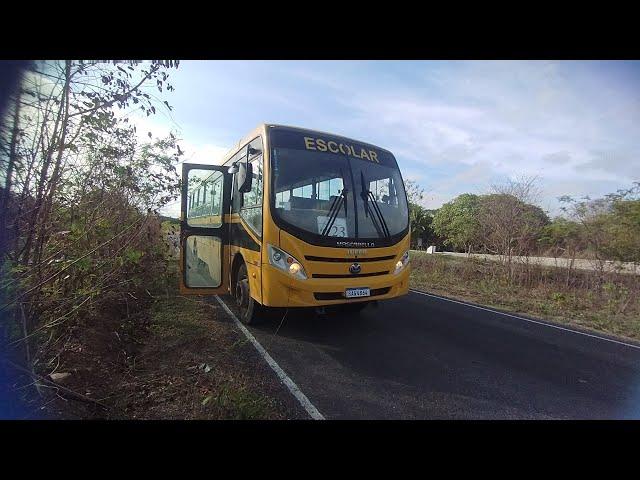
{"left": 125, "top": 110, "right": 231, "bottom": 164}
{"left": 421, "top": 191, "right": 455, "bottom": 210}
{"left": 328, "top": 63, "right": 639, "bottom": 212}
{"left": 124, "top": 111, "right": 232, "bottom": 218}
{"left": 141, "top": 61, "right": 640, "bottom": 216}
{"left": 180, "top": 141, "right": 230, "bottom": 165}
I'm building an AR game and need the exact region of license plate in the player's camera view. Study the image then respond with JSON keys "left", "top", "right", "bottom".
{"left": 345, "top": 287, "right": 370, "bottom": 298}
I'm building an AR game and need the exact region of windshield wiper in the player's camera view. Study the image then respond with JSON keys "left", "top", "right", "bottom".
{"left": 321, "top": 188, "right": 348, "bottom": 237}
{"left": 360, "top": 171, "right": 390, "bottom": 238}
{"left": 369, "top": 190, "right": 390, "bottom": 238}
{"left": 321, "top": 169, "right": 348, "bottom": 238}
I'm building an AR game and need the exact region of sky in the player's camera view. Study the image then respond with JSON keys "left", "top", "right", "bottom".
{"left": 131, "top": 60, "right": 640, "bottom": 218}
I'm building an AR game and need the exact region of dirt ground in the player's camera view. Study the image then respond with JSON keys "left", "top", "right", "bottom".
{"left": 38, "top": 292, "right": 307, "bottom": 420}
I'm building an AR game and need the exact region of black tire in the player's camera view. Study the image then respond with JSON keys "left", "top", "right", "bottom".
{"left": 234, "top": 263, "right": 262, "bottom": 325}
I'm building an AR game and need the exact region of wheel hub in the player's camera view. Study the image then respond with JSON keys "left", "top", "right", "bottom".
{"left": 236, "top": 277, "right": 249, "bottom": 310}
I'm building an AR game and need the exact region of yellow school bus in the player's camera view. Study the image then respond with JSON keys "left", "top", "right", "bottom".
{"left": 180, "top": 124, "right": 411, "bottom": 324}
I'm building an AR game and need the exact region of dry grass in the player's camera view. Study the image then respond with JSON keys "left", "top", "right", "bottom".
{"left": 410, "top": 252, "right": 640, "bottom": 341}
{"left": 106, "top": 294, "right": 293, "bottom": 420}
{"left": 40, "top": 261, "right": 304, "bottom": 420}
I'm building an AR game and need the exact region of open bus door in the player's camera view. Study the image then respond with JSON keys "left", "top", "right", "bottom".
{"left": 179, "top": 163, "right": 232, "bottom": 295}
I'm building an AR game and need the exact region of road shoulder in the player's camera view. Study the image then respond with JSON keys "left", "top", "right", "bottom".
{"left": 40, "top": 289, "right": 307, "bottom": 420}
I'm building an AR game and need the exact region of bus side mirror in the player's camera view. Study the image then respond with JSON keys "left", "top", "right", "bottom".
{"left": 237, "top": 161, "right": 253, "bottom": 193}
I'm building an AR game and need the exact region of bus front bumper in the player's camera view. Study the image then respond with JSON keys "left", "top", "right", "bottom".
{"left": 261, "top": 264, "right": 410, "bottom": 308}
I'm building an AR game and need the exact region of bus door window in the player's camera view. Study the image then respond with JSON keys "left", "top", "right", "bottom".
{"left": 183, "top": 167, "right": 227, "bottom": 289}
{"left": 187, "top": 169, "right": 224, "bottom": 228}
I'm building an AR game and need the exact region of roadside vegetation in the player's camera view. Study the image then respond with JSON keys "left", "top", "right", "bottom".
{"left": 0, "top": 61, "right": 298, "bottom": 419}
{"left": 39, "top": 260, "right": 301, "bottom": 420}
{"left": 0, "top": 60, "right": 183, "bottom": 416}
{"left": 407, "top": 178, "right": 640, "bottom": 341}
{"left": 410, "top": 253, "right": 640, "bottom": 340}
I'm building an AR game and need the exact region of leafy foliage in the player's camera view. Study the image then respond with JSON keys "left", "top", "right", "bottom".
{"left": 432, "top": 193, "right": 481, "bottom": 253}
{"left": 539, "top": 218, "right": 585, "bottom": 259}
{"left": 0, "top": 60, "right": 182, "bottom": 400}
{"left": 404, "top": 179, "right": 431, "bottom": 247}
{"left": 409, "top": 204, "right": 434, "bottom": 244}
{"left": 560, "top": 182, "right": 640, "bottom": 264}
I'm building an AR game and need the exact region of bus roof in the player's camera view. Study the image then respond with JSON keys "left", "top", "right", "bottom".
{"left": 213, "top": 124, "right": 393, "bottom": 166}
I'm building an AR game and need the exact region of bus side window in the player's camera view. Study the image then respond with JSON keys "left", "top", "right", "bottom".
{"left": 239, "top": 137, "right": 263, "bottom": 236}
{"left": 240, "top": 155, "right": 263, "bottom": 235}
{"left": 370, "top": 178, "right": 393, "bottom": 205}
{"left": 202, "top": 182, "right": 207, "bottom": 209}
{"left": 276, "top": 190, "right": 290, "bottom": 208}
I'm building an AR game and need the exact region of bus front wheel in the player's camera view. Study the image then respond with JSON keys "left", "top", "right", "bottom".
{"left": 234, "top": 263, "right": 261, "bottom": 325}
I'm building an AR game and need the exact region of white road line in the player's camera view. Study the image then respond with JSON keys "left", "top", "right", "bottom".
{"left": 214, "top": 296, "right": 325, "bottom": 420}
{"left": 409, "top": 289, "right": 640, "bottom": 351}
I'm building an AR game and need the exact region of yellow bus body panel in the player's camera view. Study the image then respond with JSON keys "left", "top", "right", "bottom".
{"left": 260, "top": 230, "right": 411, "bottom": 308}
{"left": 228, "top": 213, "right": 263, "bottom": 305}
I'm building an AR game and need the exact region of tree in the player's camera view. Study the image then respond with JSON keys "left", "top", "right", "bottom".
{"left": 558, "top": 183, "right": 640, "bottom": 311}
{"left": 404, "top": 178, "right": 425, "bottom": 205}
{"left": 1, "top": 60, "right": 180, "bottom": 269}
{"left": 432, "top": 193, "right": 481, "bottom": 254}
{"left": 478, "top": 193, "right": 549, "bottom": 257}
{"left": 403, "top": 179, "right": 435, "bottom": 248}
{"left": 602, "top": 184, "right": 640, "bottom": 265}
{"left": 539, "top": 217, "right": 585, "bottom": 258}
{"left": 561, "top": 182, "right": 640, "bottom": 265}
{"left": 476, "top": 177, "right": 550, "bottom": 280}
{"left": 409, "top": 203, "right": 434, "bottom": 248}
{"left": 0, "top": 60, "right": 182, "bottom": 387}
{"left": 539, "top": 217, "right": 586, "bottom": 286}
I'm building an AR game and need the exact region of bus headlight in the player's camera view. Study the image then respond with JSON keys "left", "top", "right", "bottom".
{"left": 267, "top": 244, "right": 307, "bottom": 280}
{"left": 289, "top": 262, "right": 301, "bottom": 275}
{"left": 394, "top": 250, "right": 410, "bottom": 274}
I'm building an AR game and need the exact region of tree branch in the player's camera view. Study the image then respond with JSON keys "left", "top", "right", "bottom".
{"left": 67, "top": 64, "right": 161, "bottom": 119}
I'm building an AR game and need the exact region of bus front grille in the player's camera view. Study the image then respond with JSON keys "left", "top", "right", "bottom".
{"left": 305, "top": 255, "right": 395, "bottom": 263}
{"left": 313, "top": 287, "right": 392, "bottom": 301}
{"left": 311, "top": 271, "right": 388, "bottom": 279}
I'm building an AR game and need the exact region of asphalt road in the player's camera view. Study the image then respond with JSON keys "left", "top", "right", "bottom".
{"left": 220, "top": 290, "right": 640, "bottom": 419}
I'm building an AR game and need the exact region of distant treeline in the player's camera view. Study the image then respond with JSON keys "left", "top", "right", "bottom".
{"left": 160, "top": 215, "right": 179, "bottom": 224}
{"left": 407, "top": 178, "right": 640, "bottom": 266}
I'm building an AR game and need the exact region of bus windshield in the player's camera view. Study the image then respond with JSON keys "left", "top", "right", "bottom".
{"left": 271, "top": 146, "right": 409, "bottom": 242}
